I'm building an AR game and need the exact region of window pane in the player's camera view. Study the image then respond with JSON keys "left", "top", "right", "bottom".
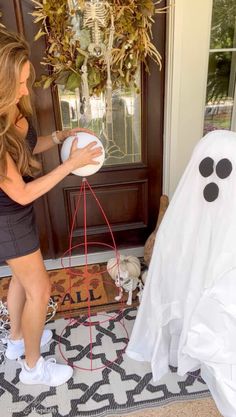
{"left": 204, "top": 51, "right": 236, "bottom": 134}
{"left": 204, "top": 0, "right": 236, "bottom": 135}
{"left": 210, "top": 0, "right": 236, "bottom": 49}
{"left": 58, "top": 83, "right": 142, "bottom": 166}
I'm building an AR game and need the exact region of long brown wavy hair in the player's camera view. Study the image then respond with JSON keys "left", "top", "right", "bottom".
{"left": 0, "top": 29, "right": 40, "bottom": 181}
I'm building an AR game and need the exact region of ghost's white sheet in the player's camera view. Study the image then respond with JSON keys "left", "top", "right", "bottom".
{"left": 126, "top": 130, "right": 236, "bottom": 417}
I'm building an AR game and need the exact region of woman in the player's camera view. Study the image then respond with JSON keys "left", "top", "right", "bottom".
{"left": 0, "top": 29, "right": 102, "bottom": 386}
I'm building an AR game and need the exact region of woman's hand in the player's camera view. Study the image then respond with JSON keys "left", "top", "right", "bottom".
{"left": 67, "top": 138, "right": 103, "bottom": 172}
{"left": 57, "top": 127, "right": 96, "bottom": 143}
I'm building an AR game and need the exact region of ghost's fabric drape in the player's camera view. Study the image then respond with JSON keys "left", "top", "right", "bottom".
{"left": 126, "top": 130, "right": 236, "bottom": 417}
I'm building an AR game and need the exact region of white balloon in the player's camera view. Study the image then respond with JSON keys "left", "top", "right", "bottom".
{"left": 60, "top": 132, "right": 105, "bottom": 177}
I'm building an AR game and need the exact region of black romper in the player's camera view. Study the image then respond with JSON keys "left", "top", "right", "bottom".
{"left": 0, "top": 120, "right": 40, "bottom": 264}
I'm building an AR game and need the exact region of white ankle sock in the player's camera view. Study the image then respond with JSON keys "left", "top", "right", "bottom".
{"left": 24, "top": 358, "right": 41, "bottom": 371}
{"left": 9, "top": 338, "right": 23, "bottom": 344}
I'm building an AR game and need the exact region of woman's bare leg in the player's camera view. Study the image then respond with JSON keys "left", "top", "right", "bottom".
{"left": 7, "top": 249, "right": 51, "bottom": 368}
{"left": 7, "top": 274, "right": 26, "bottom": 340}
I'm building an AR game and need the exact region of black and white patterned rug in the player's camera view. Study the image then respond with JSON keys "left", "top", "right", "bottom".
{"left": 0, "top": 308, "right": 210, "bottom": 417}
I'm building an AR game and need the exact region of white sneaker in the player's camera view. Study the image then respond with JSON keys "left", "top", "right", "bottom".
{"left": 19, "top": 356, "right": 73, "bottom": 386}
{"left": 5, "top": 329, "right": 53, "bottom": 360}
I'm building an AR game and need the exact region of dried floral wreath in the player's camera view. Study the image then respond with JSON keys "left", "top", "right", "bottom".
{"left": 31, "top": 0, "right": 166, "bottom": 97}
{"left": 0, "top": 11, "right": 5, "bottom": 28}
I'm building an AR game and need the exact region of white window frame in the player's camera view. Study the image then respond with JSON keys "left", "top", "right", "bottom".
{"left": 164, "top": 0, "right": 236, "bottom": 197}
{"left": 163, "top": 0, "right": 214, "bottom": 197}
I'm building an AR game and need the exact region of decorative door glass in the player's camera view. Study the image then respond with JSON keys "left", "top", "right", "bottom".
{"left": 57, "top": 0, "right": 142, "bottom": 166}
{"left": 58, "top": 81, "right": 142, "bottom": 166}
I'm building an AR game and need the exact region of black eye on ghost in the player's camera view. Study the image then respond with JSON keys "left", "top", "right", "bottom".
{"left": 199, "top": 157, "right": 233, "bottom": 202}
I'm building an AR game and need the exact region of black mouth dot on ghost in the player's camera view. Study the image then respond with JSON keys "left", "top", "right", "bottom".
{"left": 203, "top": 182, "right": 219, "bottom": 202}
{"left": 216, "top": 158, "right": 232, "bottom": 179}
{"left": 199, "top": 157, "right": 214, "bottom": 177}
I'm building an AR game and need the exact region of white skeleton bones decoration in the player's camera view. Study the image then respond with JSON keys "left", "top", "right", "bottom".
{"left": 80, "top": 58, "right": 92, "bottom": 121}
{"left": 83, "top": 0, "right": 110, "bottom": 58}
{"left": 67, "top": 1, "right": 114, "bottom": 128}
{"left": 107, "top": 255, "right": 142, "bottom": 306}
{"left": 115, "top": 271, "right": 140, "bottom": 306}
{"left": 78, "top": 0, "right": 114, "bottom": 125}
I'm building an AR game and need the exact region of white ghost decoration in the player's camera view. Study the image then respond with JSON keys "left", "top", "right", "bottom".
{"left": 126, "top": 130, "right": 236, "bottom": 417}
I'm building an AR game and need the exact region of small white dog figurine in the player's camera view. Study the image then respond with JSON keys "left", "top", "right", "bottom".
{"left": 107, "top": 255, "right": 141, "bottom": 305}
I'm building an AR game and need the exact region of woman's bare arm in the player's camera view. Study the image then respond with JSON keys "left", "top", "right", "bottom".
{"left": 0, "top": 139, "right": 102, "bottom": 205}
{"left": 33, "top": 134, "right": 55, "bottom": 154}
{"left": 33, "top": 127, "right": 97, "bottom": 155}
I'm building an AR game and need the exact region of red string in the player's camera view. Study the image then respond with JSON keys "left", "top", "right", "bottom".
{"left": 58, "top": 177, "right": 129, "bottom": 371}
{"left": 58, "top": 312, "right": 129, "bottom": 371}
{"left": 82, "top": 179, "right": 93, "bottom": 370}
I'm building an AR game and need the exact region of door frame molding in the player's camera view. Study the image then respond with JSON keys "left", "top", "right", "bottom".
{"left": 163, "top": 0, "right": 213, "bottom": 197}
{"left": 0, "top": 247, "right": 144, "bottom": 278}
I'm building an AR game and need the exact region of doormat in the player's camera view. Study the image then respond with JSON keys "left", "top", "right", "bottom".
{"left": 0, "top": 264, "right": 139, "bottom": 318}
{"left": 0, "top": 308, "right": 211, "bottom": 417}
{"left": 113, "top": 397, "right": 221, "bottom": 417}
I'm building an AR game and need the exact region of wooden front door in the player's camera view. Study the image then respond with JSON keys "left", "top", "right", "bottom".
{"left": 1, "top": 0, "right": 166, "bottom": 260}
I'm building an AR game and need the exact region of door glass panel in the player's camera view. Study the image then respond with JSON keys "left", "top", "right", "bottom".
{"left": 58, "top": 83, "right": 142, "bottom": 165}
{"left": 58, "top": 0, "right": 142, "bottom": 166}
{"left": 204, "top": 0, "right": 236, "bottom": 134}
